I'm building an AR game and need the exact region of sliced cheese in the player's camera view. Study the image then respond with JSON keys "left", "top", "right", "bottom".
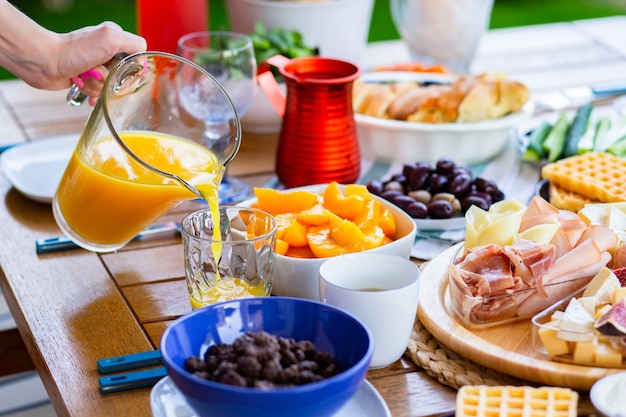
{"left": 557, "top": 298, "right": 595, "bottom": 342}
{"left": 582, "top": 267, "right": 619, "bottom": 303}
{"left": 578, "top": 296, "right": 599, "bottom": 317}
{"left": 515, "top": 223, "right": 560, "bottom": 245}
{"left": 612, "top": 287, "right": 626, "bottom": 306}
{"left": 464, "top": 200, "right": 525, "bottom": 250}
{"left": 608, "top": 206, "right": 626, "bottom": 233}
{"left": 594, "top": 303, "right": 612, "bottom": 320}
{"left": 579, "top": 204, "right": 609, "bottom": 226}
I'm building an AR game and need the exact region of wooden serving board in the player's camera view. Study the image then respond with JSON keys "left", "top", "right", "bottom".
{"left": 417, "top": 243, "right": 621, "bottom": 391}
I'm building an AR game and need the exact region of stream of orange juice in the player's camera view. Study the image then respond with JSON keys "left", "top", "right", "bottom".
{"left": 56, "top": 130, "right": 267, "bottom": 306}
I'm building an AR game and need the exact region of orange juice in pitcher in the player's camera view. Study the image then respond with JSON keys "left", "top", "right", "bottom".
{"left": 55, "top": 131, "right": 222, "bottom": 247}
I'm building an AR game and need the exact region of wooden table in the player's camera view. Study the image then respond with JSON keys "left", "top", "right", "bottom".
{"left": 1, "top": 16, "right": 626, "bottom": 417}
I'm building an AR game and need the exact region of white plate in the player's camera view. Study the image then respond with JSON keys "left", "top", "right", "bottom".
{"left": 413, "top": 216, "right": 465, "bottom": 231}
{"left": 150, "top": 376, "right": 391, "bottom": 417}
{"left": 0, "top": 134, "right": 78, "bottom": 203}
{"left": 590, "top": 371, "right": 626, "bottom": 417}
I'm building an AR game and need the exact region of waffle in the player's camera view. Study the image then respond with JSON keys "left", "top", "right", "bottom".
{"left": 456, "top": 385, "right": 578, "bottom": 417}
{"left": 548, "top": 181, "right": 600, "bottom": 212}
{"left": 541, "top": 152, "right": 626, "bottom": 204}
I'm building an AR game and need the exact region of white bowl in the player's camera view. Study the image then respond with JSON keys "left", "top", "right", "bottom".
{"left": 227, "top": 0, "right": 374, "bottom": 66}
{"left": 590, "top": 371, "right": 626, "bottom": 417}
{"left": 240, "top": 184, "right": 417, "bottom": 301}
{"left": 241, "top": 83, "right": 283, "bottom": 134}
{"left": 355, "top": 72, "right": 534, "bottom": 165}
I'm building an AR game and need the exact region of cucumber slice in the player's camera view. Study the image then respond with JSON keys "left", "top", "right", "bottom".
{"left": 592, "top": 117, "right": 612, "bottom": 151}
{"left": 595, "top": 114, "right": 626, "bottom": 152}
{"left": 522, "top": 121, "right": 552, "bottom": 161}
{"left": 563, "top": 103, "right": 594, "bottom": 157}
{"left": 542, "top": 113, "right": 570, "bottom": 162}
{"left": 607, "top": 135, "right": 626, "bottom": 157}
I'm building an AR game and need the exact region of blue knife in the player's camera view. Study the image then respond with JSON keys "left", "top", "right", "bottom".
{"left": 36, "top": 222, "right": 181, "bottom": 254}
{"left": 97, "top": 350, "right": 166, "bottom": 393}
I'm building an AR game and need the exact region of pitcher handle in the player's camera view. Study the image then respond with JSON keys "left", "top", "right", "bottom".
{"left": 257, "top": 55, "right": 291, "bottom": 118}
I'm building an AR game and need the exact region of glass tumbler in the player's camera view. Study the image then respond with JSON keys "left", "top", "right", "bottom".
{"left": 181, "top": 206, "right": 277, "bottom": 309}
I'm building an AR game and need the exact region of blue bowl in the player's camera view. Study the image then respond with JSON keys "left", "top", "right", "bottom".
{"left": 160, "top": 296, "right": 374, "bottom": 417}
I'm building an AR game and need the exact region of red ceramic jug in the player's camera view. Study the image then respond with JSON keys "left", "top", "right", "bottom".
{"left": 258, "top": 55, "right": 361, "bottom": 189}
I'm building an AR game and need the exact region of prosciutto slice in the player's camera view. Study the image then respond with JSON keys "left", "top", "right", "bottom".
{"left": 503, "top": 239, "right": 555, "bottom": 288}
{"left": 613, "top": 243, "right": 626, "bottom": 269}
{"left": 451, "top": 244, "right": 514, "bottom": 296}
{"left": 451, "top": 196, "right": 618, "bottom": 325}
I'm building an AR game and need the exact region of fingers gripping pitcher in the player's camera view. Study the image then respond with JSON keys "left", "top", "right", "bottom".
{"left": 53, "top": 52, "right": 241, "bottom": 252}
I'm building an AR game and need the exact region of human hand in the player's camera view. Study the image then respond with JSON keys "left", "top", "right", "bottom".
{"left": 0, "top": 2, "right": 145, "bottom": 104}
{"left": 56, "top": 22, "right": 146, "bottom": 105}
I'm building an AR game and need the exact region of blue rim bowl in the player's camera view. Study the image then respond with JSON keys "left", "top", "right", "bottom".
{"left": 161, "top": 296, "right": 374, "bottom": 417}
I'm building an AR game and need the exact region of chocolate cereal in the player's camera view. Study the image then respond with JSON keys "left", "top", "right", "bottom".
{"left": 184, "top": 331, "right": 340, "bottom": 389}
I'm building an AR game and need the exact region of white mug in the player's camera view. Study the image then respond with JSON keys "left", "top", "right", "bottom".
{"left": 319, "top": 253, "right": 420, "bottom": 369}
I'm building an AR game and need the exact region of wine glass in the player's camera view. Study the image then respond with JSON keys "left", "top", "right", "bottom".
{"left": 177, "top": 31, "right": 258, "bottom": 203}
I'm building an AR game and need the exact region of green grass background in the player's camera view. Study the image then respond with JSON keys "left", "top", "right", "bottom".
{"left": 2, "top": 0, "right": 626, "bottom": 81}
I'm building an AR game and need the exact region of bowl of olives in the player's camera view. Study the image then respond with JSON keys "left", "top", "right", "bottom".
{"left": 366, "top": 157, "right": 505, "bottom": 230}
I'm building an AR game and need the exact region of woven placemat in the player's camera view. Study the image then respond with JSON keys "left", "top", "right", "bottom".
{"left": 406, "top": 318, "right": 526, "bottom": 390}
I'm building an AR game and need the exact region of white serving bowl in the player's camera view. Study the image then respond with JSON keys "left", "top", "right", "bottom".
{"left": 240, "top": 83, "right": 283, "bottom": 134}
{"left": 590, "top": 371, "right": 626, "bottom": 417}
{"left": 240, "top": 184, "right": 417, "bottom": 301}
{"left": 227, "top": 0, "right": 374, "bottom": 66}
{"left": 355, "top": 72, "right": 534, "bottom": 165}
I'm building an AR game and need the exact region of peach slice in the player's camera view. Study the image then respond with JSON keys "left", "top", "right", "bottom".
{"left": 323, "top": 181, "right": 365, "bottom": 219}
{"left": 253, "top": 187, "right": 318, "bottom": 215}
{"left": 282, "top": 219, "right": 309, "bottom": 248}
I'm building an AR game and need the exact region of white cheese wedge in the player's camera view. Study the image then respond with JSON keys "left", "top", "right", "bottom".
{"left": 578, "top": 296, "right": 599, "bottom": 317}
{"left": 515, "top": 223, "right": 560, "bottom": 245}
{"left": 583, "top": 267, "right": 619, "bottom": 305}
{"left": 608, "top": 206, "right": 626, "bottom": 233}
{"left": 579, "top": 204, "right": 609, "bottom": 225}
{"left": 557, "top": 297, "right": 596, "bottom": 342}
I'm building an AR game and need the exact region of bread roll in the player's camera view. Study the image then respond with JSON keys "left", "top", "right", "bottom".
{"left": 457, "top": 73, "right": 530, "bottom": 122}
{"left": 387, "top": 84, "right": 448, "bottom": 120}
{"left": 408, "top": 75, "right": 476, "bottom": 123}
{"left": 352, "top": 72, "right": 529, "bottom": 123}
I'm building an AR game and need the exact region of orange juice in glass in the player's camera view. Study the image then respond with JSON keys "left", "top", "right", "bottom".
{"left": 53, "top": 52, "right": 241, "bottom": 253}
{"left": 181, "top": 207, "right": 277, "bottom": 309}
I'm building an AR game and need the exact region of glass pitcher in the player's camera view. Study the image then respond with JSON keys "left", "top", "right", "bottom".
{"left": 53, "top": 52, "right": 241, "bottom": 253}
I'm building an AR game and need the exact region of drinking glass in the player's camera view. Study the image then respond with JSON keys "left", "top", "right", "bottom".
{"left": 391, "top": 0, "right": 494, "bottom": 74}
{"left": 53, "top": 52, "right": 241, "bottom": 253}
{"left": 181, "top": 206, "right": 277, "bottom": 309}
{"left": 177, "top": 31, "right": 258, "bottom": 203}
